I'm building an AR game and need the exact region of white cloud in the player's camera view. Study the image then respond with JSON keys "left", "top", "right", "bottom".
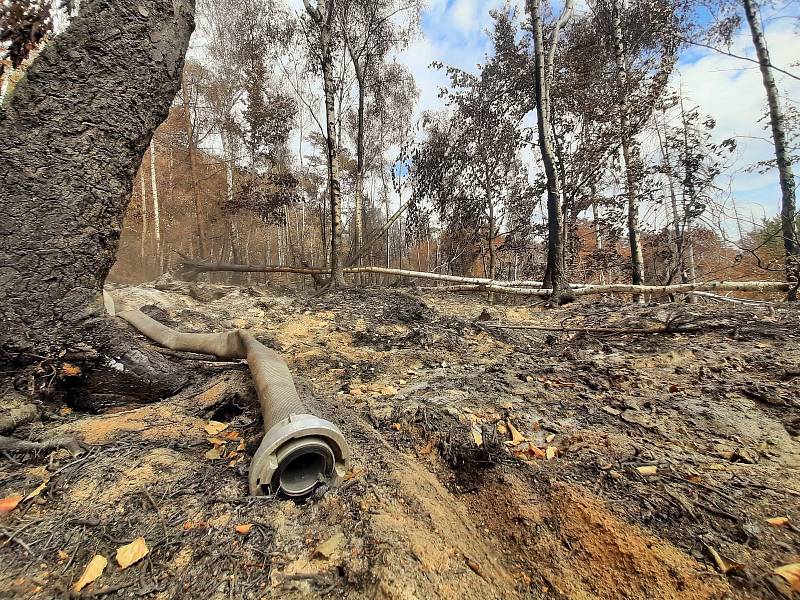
{"left": 676, "top": 21, "right": 800, "bottom": 227}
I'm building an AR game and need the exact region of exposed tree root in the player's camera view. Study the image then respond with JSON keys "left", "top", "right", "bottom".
{"left": 0, "top": 434, "right": 85, "bottom": 456}
{"left": 0, "top": 393, "right": 39, "bottom": 435}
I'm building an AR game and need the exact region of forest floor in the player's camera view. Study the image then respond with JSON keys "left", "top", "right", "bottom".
{"left": 1, "top": 281, "right": 799, "bottom": 599}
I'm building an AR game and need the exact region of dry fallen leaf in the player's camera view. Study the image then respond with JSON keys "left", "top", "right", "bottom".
{"left": 314, "top": 532, "right": 344, "bottom": 559}
{"left": 225, "top": 430, "right": 240, "bottom": 440}
{"left": 0, "top": 495, "right": 22, "bottom": 514}
{"left": 235, "top": 523, "right": 253, "bottom": 535}
{"left": 545, "top": 433, "right": 556, "bottom": 444}
{"left": 471, "top": 426, "right": 483, "bottom": 447}
{"left": 636, "top": 465, "right": 658, "bottom": 476}
{"left": 774, "top": 563, "right": 800, "bottom": 592}
{"left": 116, "top": 537, "right": 149, "bottom": 569}
{"left": 23, "top": 481, "right": 48, "bottom": 502}
{"left": 507, "top": 421, "right": 525, "bottom": 444}
{"left": 207, "top": 437, "right": 226, "bottom": 446}
{"left": 204, "top": 420, "right": 228, "bottom": 435}
{"left": 60, "top": 363, "right": 82, "bottom": 377}
{"left": 343, "top": 467, "right": 365, "bottom": 481}
{"left": 73, "top": 554, "right": 107, "bottom": 592}
{"left": 545, "top": 446, "right": 557, "bottom": 460}
{"left": 419, "top": 437, "right": 437, "bottom": 455}
{"left": 706, "top": 545, "right": 745, "bottom": 575}
{"left": 766, "top": 516, "right": 790, "bottom": 527}
{"left": 531, "top": 446, "right": 546, "bottom": 459}
{"left": 205, "top": 447, "right": 222, "bottom": 461}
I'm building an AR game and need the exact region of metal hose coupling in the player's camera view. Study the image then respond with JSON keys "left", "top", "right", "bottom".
{"left": 103, "top": 291, "right": 350, "bottom": 498}
{"left": 248, "top": 414, "right": 349, "bottom": 497}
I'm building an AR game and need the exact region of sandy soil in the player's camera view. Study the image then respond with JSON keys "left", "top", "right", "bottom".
{"left": 1, "top": 283, "right": 798, "bottom": 599}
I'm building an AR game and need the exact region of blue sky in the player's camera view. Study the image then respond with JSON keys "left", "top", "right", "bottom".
{"left": 396, "top": 0, "right": 800, "bottom": 233}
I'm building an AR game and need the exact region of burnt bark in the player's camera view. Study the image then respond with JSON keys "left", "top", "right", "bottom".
{"left": 0, "top": 0, "right": 196, "bottom": 400}
{"left": 610, "top": 0, "right": 645, "bottom": 295}
{"left": 742, "top": 0, "right": 799, "bottom": 297}
{"left": 529, "top": 0, "right": 574, "bottom": 304}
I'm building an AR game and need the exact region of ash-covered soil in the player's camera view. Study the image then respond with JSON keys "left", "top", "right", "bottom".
{"left": 1, "top": 283, "right": 799, "bottom": 599}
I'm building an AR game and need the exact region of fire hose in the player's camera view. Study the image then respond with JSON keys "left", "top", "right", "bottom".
{"left": 103, "top": 292, "right": 349, "bottom": 497}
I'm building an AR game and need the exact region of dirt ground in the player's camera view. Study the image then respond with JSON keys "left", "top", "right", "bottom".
{"left": 1, "top": 281, "right": 799, "bottom": 599}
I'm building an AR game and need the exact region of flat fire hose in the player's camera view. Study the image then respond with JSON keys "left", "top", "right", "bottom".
{"left": 103, "top": 291, "right": 349, "bottom": 497}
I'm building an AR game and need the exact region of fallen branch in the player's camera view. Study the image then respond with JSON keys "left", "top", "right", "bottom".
{"left": 688, "top": 291, "right": 773, "bottom": 306}
{"left": 0, "top": 434, "right": 85, "bottom": 455}
{"left": 481, "top": 322, "right": 703, "bottom": 335}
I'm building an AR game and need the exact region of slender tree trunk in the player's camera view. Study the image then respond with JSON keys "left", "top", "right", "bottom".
{"left": 180, "top": 75, "right": 206, "bottom": 258}
{"left": 0, "top": 0, "right": 194, "bottom": 399}
{"left": 742, "top": 0, "right": 798, "bottom": 296}
{"left": 610, "top": 0, "right": 645, "bottom": 293}
{"left": 655, "top": 116, "right": 684, "bottom": 284}
{"left": 311, "top": 9, "right": 346, "bottom": 287}
{"left": 529, "top": 0, "right": 574, "bottom": 303}
{"left": 347, "top": 41, "right": 367, "bottom": 285}
{"left": 140, "top": 163, "right": 148, "bottom": 266}
{"left": 149, "top": 137, "right": 161, "bottom": 274}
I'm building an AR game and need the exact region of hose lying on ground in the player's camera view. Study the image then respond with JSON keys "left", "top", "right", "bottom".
{"left": 103, "top": 291, "right": 349, "bottom": 497}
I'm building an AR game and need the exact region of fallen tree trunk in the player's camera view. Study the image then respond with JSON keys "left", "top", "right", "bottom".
{"left": 178, "top": 261, "right": 549, "bottom": 287}
{"left": 174, "top": 261, "right": 792, "bottom": 298}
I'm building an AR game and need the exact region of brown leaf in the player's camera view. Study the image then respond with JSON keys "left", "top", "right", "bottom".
{"left": 343, "top": 467, "right": 365, "bottom": 481}
{"left": 207, "top": 437, "right": 226, "bottom": 446}
{"left": 73, "top": 554, "right": 107, "bottom": 592}
{"left": 507, "top": 421, "right": 525, "bottom": 444}
{"left": 204, "top": 421, "right": 228, "bottom": 435}
{"left": 471, "top": 426, "right": 483, "bottom": 447}
{"left": 419, "top": 438, "right": 437, "bottom": 455}
{"left": 23, "top": 480, "right": 48, "bottom": 502}
{"left": 530, "top": 446, "right": 546, "bottom": 459}
{"left": 313, "top": 532, "right": 344, "bottom": 559}
{"left": 225, "top": 430, "right": 240, "bottom": 440}
{"left": 545, "top": 446, "right": 557, "bottom": 460}
{"left": 235, "top": 523, "right": 253, "bottom": 535}
{"left": 61, "top": 363, "right": 82, "bottom": 377}
{"left": 0, "top": 495, "right": 22, "bottom": 514}
{"left": 706, "top": 545, "right": 745, "bottom": 575}
{"left": 774, "top": 563, "right": 800, "bottom": 592}
{"left": 636, "top": 465, "right": 658, "bottom": 476}
{"left": 205, "top": 447, "right": 222, "bottom": 461}
{"left": 116, "top": 537, "right": 149, "bottom": 569}
{"left": 766, "top": 516, "right": 790, "bottom": 527}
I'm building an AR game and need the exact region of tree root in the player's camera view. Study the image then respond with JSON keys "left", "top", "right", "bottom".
{"left": 0, "top": 394, "right": 40, "bottom": 435}
{"left": 0, "top": 434, "right": 86, "bottom": 456}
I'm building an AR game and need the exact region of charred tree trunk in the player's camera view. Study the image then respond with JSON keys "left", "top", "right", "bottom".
{"left": 610, "top": 0, "right": 645, "bottom": 296}
{"left": 346, "top": 38, "right": 367, "bottom": 284}
{"left": 742, "top": 0, "right": 799, "bottom": 296}
{"left": 180, "top": 74, "right": 206, "bottom": 258}
{"left": 529, "top": 0, "right": 574, "bottom": 304}
{"left": 305, "top": 0, "right": 346, "bottom": 288}
{"left": 0, "top": 0, "right": 195, "bottom": 401}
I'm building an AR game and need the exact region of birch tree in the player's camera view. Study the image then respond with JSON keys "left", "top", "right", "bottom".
{"left": 303, "top": 0, "right": 347, "bottom": 286}
{"left": 741, "top": 0, "right": 799, "bottom": 293}
{"left": 528, "top": 0, "right": 575, "bottom": 302}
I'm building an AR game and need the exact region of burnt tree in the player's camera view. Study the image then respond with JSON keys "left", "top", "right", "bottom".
{"left": 0, "top": 0, "right": 195, "bottom": 400}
